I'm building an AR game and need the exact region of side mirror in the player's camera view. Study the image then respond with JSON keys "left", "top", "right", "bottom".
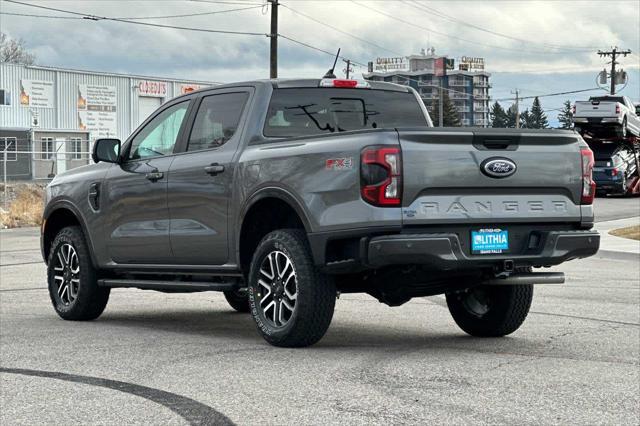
{"left": 92, "top": 138, "right": 121, "bottom": 163}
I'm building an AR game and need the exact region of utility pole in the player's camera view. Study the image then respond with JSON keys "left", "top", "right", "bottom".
{"left": 342, "top": 59, "right": 353, "bottom": 79}
{"left": 268, "top": 0, "right": 278, "bottom": 79}
{"left": 598, "top": 47, "right": 631, "bottom": 95}
{"left": 512, "top": 88, "right": 520, "bottom": 128}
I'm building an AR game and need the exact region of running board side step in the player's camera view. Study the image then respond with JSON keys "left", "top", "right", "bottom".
{"left": 483, "top": 272, "right": 565, "bottom": 286}
{"left": 98, "top": 279, "right": 238, "bottom": 292}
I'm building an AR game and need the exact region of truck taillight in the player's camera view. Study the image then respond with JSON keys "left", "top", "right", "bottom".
{"left": 615, "top": 104, "right": 620, "bottom": 114}
{"left": 361, "top": 146, "right": 402, "bottom": 206}
{"left": 580, "top": 148, "right": 596, "bottom": 205}
{"left": 611, "top": 167, "right": 619, "bottom": 176}
{"left": 572, "top": 104, "right": 576, "bottom": 114}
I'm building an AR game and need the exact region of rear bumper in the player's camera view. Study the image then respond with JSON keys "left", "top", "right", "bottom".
{"left": 367, "top": 230, "right": 600, "bottom": 269}
{"left": 574, "top": 117, "right": 622, "bottom": 125}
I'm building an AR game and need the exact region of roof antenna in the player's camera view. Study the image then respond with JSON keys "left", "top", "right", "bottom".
{"left": 323, "top": 48, "right": 341, "bottom": 79}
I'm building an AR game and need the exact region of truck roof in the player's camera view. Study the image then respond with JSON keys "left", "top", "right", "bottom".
{"left": 174, "top": 78, "right": 411, "bottom": 100}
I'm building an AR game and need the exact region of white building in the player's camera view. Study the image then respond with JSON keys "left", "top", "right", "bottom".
{"left": 1, "top": 62, "right": 218, "bottom": 180}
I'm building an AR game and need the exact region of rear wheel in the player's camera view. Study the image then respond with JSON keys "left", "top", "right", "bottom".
{"left": 618, "top": 117, "right": 628, "bottom": 139}
{"left": 446, "top": 284, "right": 533, "bottom": 337}
{"left": 247, "top": 229, "right": 336, "bottom": 347}
{"left": 47, "top": 226, "right": 110, "bottom": 320}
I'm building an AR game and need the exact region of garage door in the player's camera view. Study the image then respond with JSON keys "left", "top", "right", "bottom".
{"left": 137, "top": 96, "right": 162, "bottom": 127}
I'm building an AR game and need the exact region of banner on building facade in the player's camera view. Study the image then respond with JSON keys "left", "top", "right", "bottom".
{"left": 77, "top": 84, "right": 118, "bottom": 139}
{"left": 138, "top": 80, "right": 168, "bottom": 97}
{"left": 20, "top": 79, "right": 54, "bottom": 108}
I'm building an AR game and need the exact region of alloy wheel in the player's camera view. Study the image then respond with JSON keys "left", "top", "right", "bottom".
{"left": 256, "top": 250, "right": 297, "bottom": 327}
{"left": 53, "top": 243, "right": 80, "bottom": 305}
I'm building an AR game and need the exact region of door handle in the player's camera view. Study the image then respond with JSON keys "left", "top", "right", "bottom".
{"left": 145, "top": 171, "right": 164, "bottom": 181}
{"left": 204, "top": 163, "right": 225, "bottom": 176}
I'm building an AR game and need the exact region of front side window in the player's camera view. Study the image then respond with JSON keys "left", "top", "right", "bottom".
{"left": 264, "top": 88, "right": 428, "bottom": 139}
{"left": 128, "top": 101, "right": 189, "bottom": 160}
{"left": 41, "top": 137, "right": 54, "bottom": 160}
{"left": 187, "top": 92, "right": 248, "bottom": 152}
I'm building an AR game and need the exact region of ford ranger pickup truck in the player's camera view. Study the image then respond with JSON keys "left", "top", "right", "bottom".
{"left": 41, "top": 78, "right": 600, "bottom": 347}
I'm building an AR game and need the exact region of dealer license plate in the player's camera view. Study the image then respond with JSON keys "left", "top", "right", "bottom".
{"left": 471, "top": 228, "right": 509, "bottom": 254}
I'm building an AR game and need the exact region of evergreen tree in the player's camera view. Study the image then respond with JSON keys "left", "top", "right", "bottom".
{"left": 557, "top": 100, "right": 574, "bottom": 129}
{"left": 519, "top": 109, "right": 536, "bottom": 128}
{"left": 530, "top": 96, "right": 549, "bottom": 128}
{"left": 490, "top": 101, "right": 508, "bottom": 128}
{"left": 430, "top": 90, "right": 461, "bottom": 127}
{"left": 506, "top": 104, "right": 518, "bottom": 128}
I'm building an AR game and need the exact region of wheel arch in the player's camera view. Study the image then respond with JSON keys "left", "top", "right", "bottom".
{"left": 236, "top": 187, "right": 314, "bottom": 276}
{"left": 42, "top": 201, "right": 97, "bottom": 267}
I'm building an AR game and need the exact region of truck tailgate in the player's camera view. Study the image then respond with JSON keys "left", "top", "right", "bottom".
{"left": 398, "top": 128, "right": 584, "bottom": 225}
{"left": 575, "top": 101, "right": 617, "bottom": 117}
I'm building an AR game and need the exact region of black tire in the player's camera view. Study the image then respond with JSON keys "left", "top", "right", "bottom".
{"left": 446, "top": 284, "right": 533, "bottom": 337}
{"left": 247, "top": 229, "right": 336, "bottom": 347}
{"left": 618, "top": 117, "right": 628, "bottom": 139}
{"left": 224, "top": 289, "right": 250, "bottom": 313}
{"left": 47, "top": 226, "right": 110, "bottom": 321}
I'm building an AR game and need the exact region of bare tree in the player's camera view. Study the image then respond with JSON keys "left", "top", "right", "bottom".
{"left": 1, "top": 32, "right": 36, "bottom": 65}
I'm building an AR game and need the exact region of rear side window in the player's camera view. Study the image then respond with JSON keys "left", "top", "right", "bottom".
{"left": 187, "top": 92, "right": 248, "bottom": 151}
{"left": 264, "top": 88, "right": 427, "bottom": 138}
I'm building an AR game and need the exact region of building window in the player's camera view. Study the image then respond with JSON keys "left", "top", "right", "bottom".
{"left": 70, "top": 138, "right": 83, "bottom": 160}
{"left": 41, "top": 137, "right": 54, "bottom": 160}
{"left": 1, "top": 137, "right": 18, "bottom": 161}
{"left": 0, "top": 89, "right": 11, "bottom": 106}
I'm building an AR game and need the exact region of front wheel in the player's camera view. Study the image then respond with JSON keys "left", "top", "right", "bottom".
{"left": 248, "top": 229, "right": 336, "bottom": 347}
{"left": 47, "top": 226, "right": 110, "bottom": 320}
{"left": 446, "top": 284, "right": 533, "bottom": 337}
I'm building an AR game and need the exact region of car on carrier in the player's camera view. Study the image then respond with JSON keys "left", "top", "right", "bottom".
{"left": 573, "top": 95, "right": 640, "bottom": 138}
{"left": 41, "top": 78, "right": 600, "bottom": 347}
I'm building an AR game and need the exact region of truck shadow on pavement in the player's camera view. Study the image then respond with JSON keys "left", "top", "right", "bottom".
{"left": 87, "top": 308, "right": 629, "bottom": 365}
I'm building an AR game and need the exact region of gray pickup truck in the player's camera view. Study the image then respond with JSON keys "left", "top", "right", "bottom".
{"left": 41, "top": 78, "right": 600, "bottom": 347}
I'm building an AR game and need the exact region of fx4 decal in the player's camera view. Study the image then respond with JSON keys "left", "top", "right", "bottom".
{"left": 325, "top": 157, "right": 353, "bottom": 170}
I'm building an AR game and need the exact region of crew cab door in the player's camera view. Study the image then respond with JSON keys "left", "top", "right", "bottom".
{"left": 167, "top": 89, "right": 252, "bottom": 265}
{"left": 102, "top": 99, "right": 192, "bottom": 264}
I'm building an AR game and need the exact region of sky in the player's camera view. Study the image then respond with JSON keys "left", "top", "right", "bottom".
{"left": 1, "top": 0, "right": 639, "bottom": 126}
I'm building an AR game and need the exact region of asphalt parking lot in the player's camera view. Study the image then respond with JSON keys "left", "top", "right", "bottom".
{"left": 1, "top": 198, "right": 639, "bottom": 425}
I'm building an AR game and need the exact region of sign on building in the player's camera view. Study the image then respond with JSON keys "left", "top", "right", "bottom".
{"left": 459, "top": 56, "right": 485, "bottom": 71}
{"left": 374, "top": 57, "right": 408, "bottom": 72}
{"left": 77, "top": 85, "right": 118, "bottom": 139}
{"left": 19, "top": 79, "right": 54, "bottom": 108}
{"left": 138, "top": 80, "right": 168, "bottom": 97}
{"left": 180, "top": 84, "right": 202, "bottom": 94}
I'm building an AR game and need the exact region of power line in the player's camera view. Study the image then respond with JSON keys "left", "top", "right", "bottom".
{"left": 403, "top": 0, "right": 597, "bottom": 52}
{"left": 3, "top": 0, "right": 268, "bottom": 36}
{"left": 0, "top": 5, "right": 264, "bottom": 20}
{"left": 494, "top": 87, "right": 604, "bottom": 102}
{"left": 350, "top": 0, "right": 587, "bottom": 55}
{"left": 279, "top": 3, "right": 402, "bottom": 56}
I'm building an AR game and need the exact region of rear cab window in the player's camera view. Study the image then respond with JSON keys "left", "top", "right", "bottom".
{"left": 263, "top": 88, "right": 428, "bottom": 139}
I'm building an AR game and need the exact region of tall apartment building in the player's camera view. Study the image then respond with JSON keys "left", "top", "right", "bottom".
{"left": 363, "top": 50, "right": 491, "bottom": 127}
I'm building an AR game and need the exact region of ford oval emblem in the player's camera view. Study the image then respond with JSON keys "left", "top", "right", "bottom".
{"left": 481, "top": 157, "right": 517, "bottom": 178}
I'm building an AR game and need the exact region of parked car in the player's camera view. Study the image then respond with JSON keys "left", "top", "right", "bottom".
{"left": 592, "top": 142, "right": 639, "bottom": 195}
{"left": 41, "top": 78, "right": 600, "bottom": 347}
{"left": 573, "top": 95, "right": 640, "bottom": 138}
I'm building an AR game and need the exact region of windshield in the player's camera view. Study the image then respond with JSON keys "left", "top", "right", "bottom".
{"left": 264, "top": 88, "right": 428, "bottom": 138}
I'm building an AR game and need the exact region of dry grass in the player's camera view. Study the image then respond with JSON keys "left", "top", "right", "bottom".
{"left": 0, "top": 186, "right": 45, "bottom": 228}
{"left": 609, "top": 225, "right": 640, "bottom": 241}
